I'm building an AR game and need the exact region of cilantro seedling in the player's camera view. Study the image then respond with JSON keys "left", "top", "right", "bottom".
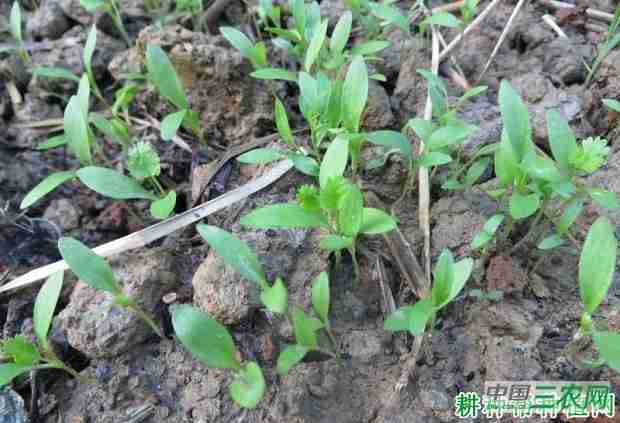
{"left": 58, "top": 237, "right": 165, "bottom": 338}
{"left": 171, "top": 304, "right": 266, "bottom": 409}
{"left": 0, "top": 272, "right": 80, "bottom": 387}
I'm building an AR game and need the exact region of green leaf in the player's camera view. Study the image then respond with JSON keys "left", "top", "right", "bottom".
{"left": 350, "top": 40, "right": 390, "bottom": 56}
{"left": 33, "top": 66, "right": 80, "bottom": 82}
{"left": 79, "top": 0, "right": 106, "bottom": 11}
{"left": 220, "top": 26, "right": 255, "bottom": 58}
{"left": 292, "top": 0, "right": 306, "bottom": 37}
{"left": 366, "top": 130, "right": 412, "bottom": 165}
{"left": 360, "top": 208, "right": 397, "bottom": 234}
{"left": 0, "top": 363, "right": 33, "bottom": 387}
{"left": 435, "top": 257, "right": 473, "bottom": 310}
{"left": 83, "top": 25, "right": 97, "bottom": 77}
{"left": 471, "top": 214, "right": 504, "bottom": 250}
{"left": 431, "top": 250, "right": 454, "bottom": 308}
{"left": 146, "top": 44, "right": 189, "bottom": 110}
{"left": 290, "top": 153, "right": 319, "bottom": 176}
{"left": 330, "top": 11, "right": 352, "bottom": 55}
{"left": 590, "top": 189, "right": 620, "bottom": 210}
{"left": 522, "top": 154, "right": 563, "bottom": 182}
{"left": 418, "top": 152, "right": 452, "bottom": 167}
{"left": 34, "top": 271, "right": 64, "bottom": 350}
{"left": 495, "top": 129, "right": 521, "bottom": 187}
{"left": 10, "top": 2, "right": 22, "bottom": 43}
{"left": 319, "top": 234, "right": 352, "bottom": 251}
{"left": 91, "top": 114, "right": 130, "bottom": 146}
{"left": 20, "top": 171, "right": 76, "bottom": 209}
{"left": 538, "top": 235, "right": 564, "bottom": 250}
{"left": 250, "top": 68, "right": 297, "bottom": 82}
{"left": 237, "top": 148, "right": 283, "bottom": 164}
{"left": 456, "top": 85, "right": 488, "bottom": 106}
{"left": 292, "top": 307, "right": 318, "bottom": 348}
{"left": 569, "top": 136, "right": 610, "bottom": 174}
{"left": 546, "top": 110, "right": 577, "bottom": 168}
{"left": 127, "top": 141, "right": 161, "bottom": 180}
{"left": 298, "top": 72, "right": 319, "bottom": 119}
{"left": 260, "top": 277, "right": 288, "bottom": 314}
{"left": 464, "top": 157, "right": 490, "bottom": 186}
{"left": 230, "top": 362, "right": 266, "bottom": 409}
{"left": 427, "top": 124, "right": 477, "bottom": 150}
{"left": 197, "top": 224, "right": 266, "bottom": 286}
{"left": 171, "top": 304, "right": 241, "bottom": 370}
{"left": 592, "top": 331, "right": 620, "bottom": 373}
{"left": 319, "top": 136, "right": 349, "bottom": 188}
{"left": 369, "top": 2, "right": 409, "bottom": 33}
{"left": 3, "top": 336, "right": 41, "bottom": 366}
{"left": 384, "top": 299, "right": 435, "bottom": 336}
{"left": 64, "top": 96, "right": 92, "bottom": 165}
{"left": 424, "top": 11, "right": 462, "bottom": 28}
{"left": 509, "top": 192, "right": 540, "bottom": 219}
{"left": 241, "top": 204, "right": 327, "bottom": 229}
{"left": 342, "top": 55, "right": 368, "bottom": 132}
{"left": 274, "top": 98, "right": 294, "bottom": 147}
{"left": 557, "top": 200, "right": 583, "bottom": 235}
{"left": 498, "top": 80, "right": 532, "bottom": 161}
{"left": 36, "top": 134, "right": 67, "bottom": 151}
{"left": 603, "top": 98, "right": 620, "bottom": 113}
{"left": 161, "top": 110, "right": 187, "bottom": 141}
{"left": 407, "top": 118, "right": 433, "bottom": 142}
{"left": 304, "top": 19, "right": 328, "bottom": 71}
{"left": 579, "top": 216, "right": 617, "bottom": 314}
{"left": 338, "top": 184, "right": 363, "bottom": 237}
{"left": 311, "top": 272, "right": 329, "bottom": 323}
{"left": 150, "top": 191, "right": 177, "bottom": 219}
{"left": 76, "top": 74, "right": 91, "bottom": 116}
{"left": 277, "top": 345, "right": 308, "bottom": 375}
{"left": 58, "top": 237, "right": 121, "bottom": 294}
{"left": 77, "top": 167, "right": 157, "bottom": 200}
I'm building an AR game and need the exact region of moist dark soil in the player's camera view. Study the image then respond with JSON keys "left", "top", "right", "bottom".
{"left": 1, "top": 0, "right": 620, "bottom": 422}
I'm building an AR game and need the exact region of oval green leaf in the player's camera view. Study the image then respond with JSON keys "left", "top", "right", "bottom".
{"left": 20, "top": 171, "right": 76, "bottom": 209}
{"left": 230, "top": 362, "right": 266, "bottom": 409}
{"left": 241, "top": 204, "right": 327, "bottom": 229}
{"left": 277, "top": 344, "right": 309, "bottom": 375}
{"left": 77, "top": 167, "right": 157, "bottom": 200}
{"left": 33, "top": 271, "right": 64, "bottom": 349}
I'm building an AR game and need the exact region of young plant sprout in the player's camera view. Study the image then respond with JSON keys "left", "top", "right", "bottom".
{"left": 197, "top": 224, "right": 339, "bottom": 367}
{"left": 58, "top": 237, "right": 165, "bottom": 338}
{"left": 171, "top": 304, "right": 266, "bottom": 409}
{"left": 0, "top": 272, "right": 80, "bottom": 387}
{"left": 9, "top": 1, "right": 30, "bottom": 63}
{"left": 385, "top": 249, "right": 473, "bottom": 337}
{"left": 79, "top": 0, "right": 131, "bottom": 46}
{"left": 240, "top": 136, "right": 397, "bottom": 281}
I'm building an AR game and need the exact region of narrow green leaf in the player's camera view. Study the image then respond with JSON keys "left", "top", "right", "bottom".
{"left": 338, "top": 184, "right": 363, "bottom": 237}
{"left": 427, "top": 124, "right": 477, "bottom": 150}
{"left": 590, "top": 189, "right": 620, "bottom": 210}
{"left": 418, "top": 152, "right": 452, "bottom": 167}
{"left": 546, "top": 110, "right": 577, "bottom": 168}
{"left": 290, "top": 153, "right": 319, "bottom": 176}
{"left": 10, "top": 2, "right": 22, "bottom": 43}
{"left": 0, "top": 363, "right": 33, "bottom": 387}
{"left": 76, "top": 74, "right": 90, "bottom": 116}
{"left": 260, "top": 277, "right": 288, "bottom": 314}
{"left": 161, "top": 110, "right": 187, "bottom": 141}
{"left": 359, "top": 208, "right": 397, "bottom": 234}
{"left": 77, "top": 167, "right": 157, "bottom": 200}
{"left": 424, "top": 11, "right": 461, "bottom": 27}
{"left": 292, "top": 307, "right": 318, "bottom": 348}
{"left": 304, "top": 19, "right": 328, "bottom": 71}
{"left": 471, "top": 214, "right": 504, "bottom": 250}
{"left": 292, "top": 0, "right": 305, "bottom": 37}
{"left": 58, "top": 237, "right": 121, "bottom": 294}
{"left": 384, "top": 299, "right": 435, "bottom": 336}
{"left": 197, "top": 224, "right": 267, "bottom": 286}
{"left": 319, "top": 136, "right": 349, "bottom": 188}
{"left": 464, "top": 157, "right": 490, "bottom": 185}
{"left": 146, "top": 44, "right": 189, "bottom": 110}
{"left": 171, "top": 304, "right": 241, "bottom": 370}
{"left": 330, "top": 11, "right": 352, "bottom": 55}
{"left": 275, "top": 97, "right": 294, "bottom": 146}
{"left": 342, "top": 55, "right": 368, "bottom": 132}
{"left": 311, "top": 272, "right": 329, "bottom": 323}
{"left": 34, "top": 271, "right": 64, "bottom": 349}
{"left": 318, "top": 234, "right": 352, "bottom": 251}
{"left": 350, "top": 40, "right": 390, "bottom": 56}
{"left": 407, "top": 118, "right": 433, "bottom": 142}
{"left": 277, "top": 345, "right": 308, "bottom": 375}
{"left": 593, "top": 331, "right": 620, "bottom": 373}
{"left": 498, "top": 80, "right": 532, "bottom": 161}
{"left": 64, "top": 96, "right": 92, "bottom": 165}
{"left": 220, "top": 26, "right": 255, "bottom": 58}
{"left": 150, "top": 191, "right": 177, "bottom": 219}
{"left": 237, "top": 148, "right": 283, "bottom": 164}
{"left": 538, "top": 235, "right": 564, "bottom": 250}
{"left": 579, "top": 217, "right": 617, "bottom": 314}
{"left": 495, "top": 129, "right": 521, "bottom": 187}
{"left": 369, "top": 2, "right": 409, "bottom": 33}
{"left": 557, "top": 200, "right": 583, "bottom": 235}
{"left": 435, "top": 258, "right": 473, "bottom": 310}
{"left": 241, "top": 204, "right": 327, "bottom": 229}
{"left": 36, "top": 135, "right": 67, "bottom": 151}
{"left": 20, "top": 171, "right": 75, "bottom": 209}
{"left": 250, "top": 68, "right": 298, "bottom": 82}
{"left": 509, "top": 191, "right": 540, "bottom": 219}
{"left": 603, "top": 98, "right": 620, "bottom": 113}
{"left": 33, "top": 66, "right": 80, "bottom": 82}
{"left": 366, "top": 130, "right": 412, "bottom": 165}
{"left": 230, "top": 362, "right": 266, "bottom": 409}
{"left": 83, "top": 25, "right": 97, "bottom": 76}
{"left": 79, "top": 0, "right": 106, "bottom": 11}
{"left": 431, "top": 250, "right": 454, "bottom": 308}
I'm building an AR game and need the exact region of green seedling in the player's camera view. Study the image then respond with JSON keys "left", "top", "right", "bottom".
{"left": 197, "top": 224, "right": 339, "bottom": 375}
{"left": 79, "top": 0, "right": 131, "bottom": 46}
{"left": 460, "top": 0, "right": 479, "bottom": 25}
{"left": 385, "top": 249, "right": 473, "bottom": 336}
{"left": 58, "top": 237, "right": 165, "bottom": 338}
{"left": 586, "top": 6, "right": 620, "bottom": 85}
{"left": 469, "top": 81, "right": 618, "bottom": 253}
{"left": 9, "top": 1, "right": 30, "bottom": 62}
{"left": 568, "top": 216, "right": 620, "bottom": 373}
{"left": 145, "top": 44, "right": 203, "bottom": 142}
{"left": 171, "top": 304, "right": 265, "bottom": 409}
{"left": 256, "top": 0, "right": 281, "bottom": 29}
{"left": 0, "top": 272, "right": 80, "bottom": 387}
{"left": 240, "top": 137, "right": 397, "bottom": 280}
{"left": 603, "top": 98, "right": 620, "bottom": 114}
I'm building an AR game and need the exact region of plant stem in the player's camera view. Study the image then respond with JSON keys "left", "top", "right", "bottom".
{"left": 509, "top": 201, "right": 547, "bottom": 254}
{"left": 130, "top": 304, "right": 165, "bottom": 339}
{"left": 109, "top": 0, "right": 132, "bottom": 47}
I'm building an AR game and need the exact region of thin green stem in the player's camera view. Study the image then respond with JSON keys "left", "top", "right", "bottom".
{"left": 109, "top": 0, "right": 132, "bottom": 47}
{"left": 130, "top": 304, "right": 165, "bottom": 339}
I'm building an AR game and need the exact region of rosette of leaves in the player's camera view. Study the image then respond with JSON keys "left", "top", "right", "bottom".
{"left": 240, "top": 136, "right": 397, "bottom": 280}
{"left": 0, "top": 272, "right": 79, "bottom": 386}
{"left": 385, "top": 250, "right": 473, "bottom": 336}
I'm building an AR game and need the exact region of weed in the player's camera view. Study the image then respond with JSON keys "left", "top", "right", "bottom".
{"left": 9, "top": 1, "right": 30, "bottom": 63}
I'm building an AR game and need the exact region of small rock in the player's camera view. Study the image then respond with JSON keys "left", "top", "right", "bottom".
{"left": 57, "top": 248, "right": 177, "bottom": 358}
{"left": 43, "top": 198, "right": 81, "bottom": 231}
{"left": 27, "top": 0, "right": 72, "bottom": 40}
{"left": 0, "top": 388, "right": 27, "bottom": 423}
